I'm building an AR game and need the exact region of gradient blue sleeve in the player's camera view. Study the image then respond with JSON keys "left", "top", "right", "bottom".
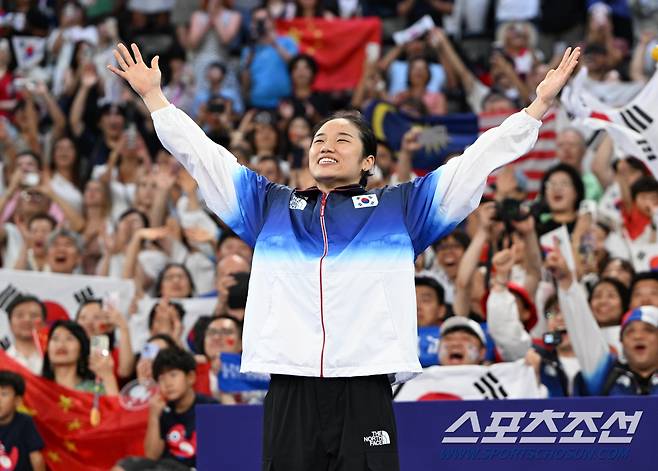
{"left": 152, "top": 105, "right": 287, "bottom": 246}
{"left": 401, "top": 111, "right": 542, "bottom": 254}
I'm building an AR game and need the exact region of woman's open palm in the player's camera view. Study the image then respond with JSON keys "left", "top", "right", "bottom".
{"left": 107, "top": 43, "right": 161, "bottom": 98}
{"left": 535, "top": 47, "right": 580, "bottom": 103}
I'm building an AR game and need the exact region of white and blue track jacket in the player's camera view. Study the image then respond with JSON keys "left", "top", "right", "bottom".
{"left": 152, "top": 105, "right": 540, "bottom": 382}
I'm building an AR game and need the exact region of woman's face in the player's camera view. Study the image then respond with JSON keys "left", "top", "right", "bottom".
{"left": 77, "top": 303, "right": 101, "bottom": 337}
{"left": 254, "top": 124, "right": 278, "bottom": 154}
{"left": 288, "top": 117, "right": 311, "bottom": 145}
{"left": 545, "top": 171, "right": 577, "bottom": 213}
{"left": 83, "top": 180, "right": 105, "bottom": 207}
{"left": 505, "top": 23, "right": 529, "bottom": 50}
{"left": 53, "top": 138, "right": 76, "bottom": 169}
{"left": 409, "top": 59, "right": 430, "bottom": 88}
{"left": 135, "top": 174, "right": 158, "bottom": 208}
{"left": 76, "top": 42, "right": 93, "bottom": 66}
{"left": 291, "top": 59, "right": 313, "bottom": 87}
{"left": 602, "top": 260, "right": 633, "bottom": 288}
{"left": 116, "top": 212, "right": 146, "bottom": 247}
{"left": 204, "top": 318, "right": 241, "bottom": 360}
{"left": 590, "top": 282, "right": 624, "bottom": 326}
{"left": 48, "top": 326, "right": 81, "bottom": 367}
{"left": 28, "top": 219, "right": 53, "bottom": 254}
{"left": 160, "top": 266, "right": 192, "bottom": 298}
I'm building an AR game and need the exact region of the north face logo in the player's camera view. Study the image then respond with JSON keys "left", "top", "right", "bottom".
{"left": 364, "top": 430, "right": 390, "bottom": 446}
{"left": 289, "top": 195, "right": 308, "bottom": 210}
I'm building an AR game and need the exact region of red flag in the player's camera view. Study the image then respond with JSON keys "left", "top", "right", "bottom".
{"left": 0, "top": 349, "right": 147, "bottom": 470}
{"left": 276, "top": 18, "right": 381, "bottom": 92}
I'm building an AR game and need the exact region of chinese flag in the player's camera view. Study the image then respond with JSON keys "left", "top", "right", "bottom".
{"left": 0, "top": 350, "right": 148, "bottom": 471}
{"left": 276, "top": 18, "right": 381, "bottom": 92}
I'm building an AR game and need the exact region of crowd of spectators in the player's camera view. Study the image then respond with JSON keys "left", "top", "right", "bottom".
{"left": 1, "top": 0, "right": 658, "bottom": 469}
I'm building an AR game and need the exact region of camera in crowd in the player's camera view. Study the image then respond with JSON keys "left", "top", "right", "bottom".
{"left": 250, "top": 18, "right": 269, "bottom": 42}
{"left": 543, "top": 330, "right": 566, "bottom": 347}
{"left": 492, "top": 198, "right": 531, "bottom": 224}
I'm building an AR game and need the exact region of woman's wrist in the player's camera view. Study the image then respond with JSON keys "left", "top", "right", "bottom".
{"left": 142, "top": 88, "right": 170, "bottom": 113}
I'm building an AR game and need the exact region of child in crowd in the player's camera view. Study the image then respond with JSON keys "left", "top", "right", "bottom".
{"left": 113, "top": 347, "right": 217, "bottom": 471}
{"left": 0, "top": 371, "right": 45, "bottom": 471}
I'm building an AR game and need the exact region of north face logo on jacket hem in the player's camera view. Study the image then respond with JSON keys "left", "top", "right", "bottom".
{"left": 364, "top": 430, "right": 390, "bottom": 446}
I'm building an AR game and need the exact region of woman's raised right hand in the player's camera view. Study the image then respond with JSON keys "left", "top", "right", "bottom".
{"left": 107, "top": 43, "right": 162, "bottom": 101}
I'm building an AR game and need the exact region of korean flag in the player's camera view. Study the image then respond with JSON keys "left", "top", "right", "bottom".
{"left": 352, "top": 194, "right": 379, "bottom": 209}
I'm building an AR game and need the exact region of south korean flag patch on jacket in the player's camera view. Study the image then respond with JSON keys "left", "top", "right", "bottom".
{"left": 352, "top": 194, "right": 378, "bottom": 209}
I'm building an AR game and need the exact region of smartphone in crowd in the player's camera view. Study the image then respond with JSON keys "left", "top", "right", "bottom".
{"left": 91, "top": 335, "right": 110, "bottom": 357}
{"left": 141, "top": 342, "right": 161, "bottom": 361}
{"left": 22, "top": 172, "right": 40, "bottom": 187}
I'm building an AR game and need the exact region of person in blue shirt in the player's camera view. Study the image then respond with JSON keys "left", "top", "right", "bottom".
{"left": 240, "top": 7, "right": 298, "bottom": 109}
{"left": 108, "top": 42, "right": 580, "bottom": 471}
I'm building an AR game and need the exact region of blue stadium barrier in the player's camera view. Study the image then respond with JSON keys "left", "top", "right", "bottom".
{"left": 197, "top": 396, "right": 658, "bottom": 470}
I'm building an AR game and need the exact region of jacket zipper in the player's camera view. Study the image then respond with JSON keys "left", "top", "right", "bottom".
{"left": 319, "top": 192, "right": 329, "bottom": 377}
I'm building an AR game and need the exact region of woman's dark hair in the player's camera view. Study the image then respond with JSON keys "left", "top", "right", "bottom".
{"left": 69, "top": 40, "right": 93, "bottom": 71}
{"left": 588, "top": 277, "right": 630, "bottom": 322}
{"left": 311, "top": 110, "right": 377, "bottom": 187}
{"left": 612, "top": 156, "right": 650, "bottom": 176}
{"left": 599, "top": 257, "right": 635, "bottom": 283}
{"left": 42, "top": 320, "right": 94, "bottom": 382}
{"left": 75, "top": 298, "right": 116, "bottom": 349}
{"left": 50, "top": 135, "right": 82, "bottom": 190}
{"left": 152, "top": 346, "right": 196, "bottom": 380}
{"left": 406, "top": 56, "right": 431, "bottom": 87}
{"left": 544, "top": 294, "right": 560, "bottom": 317}
{"left": 154, "top": 263, "right": 196, "bottom": 298}
{"left": 118, "top": 208, "right": 150, "bottom": 228}
{"left": 539, "top": 163, "right": 585, "bottom": 212}
{"left": 16, "top": 150, "right": 42, "bottom": 170}
{"left": 289, "top": 53, "right": 318, "bottom": 79}
{"left": 246, "top": 115, "right": 281, "bottom": 157}
{"left": 148, "top": 301, "right": 186, "bottom": 330}
{"left": 198, "top": 315, "right": 243, "bottom": 357}
{"left": 75, "top": 298, "right": 102, "bottom": 319}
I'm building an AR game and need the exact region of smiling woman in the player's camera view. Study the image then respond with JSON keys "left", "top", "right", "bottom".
{"left": 108, "top": 42, "right": 580, "bottom": 470}
{"left": 309, "top": 111, "right": 377, "bottom": 190}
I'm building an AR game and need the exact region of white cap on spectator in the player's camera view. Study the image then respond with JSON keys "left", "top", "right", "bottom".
{"left": 440, "top": 317, "right": 486, "bottom": 346}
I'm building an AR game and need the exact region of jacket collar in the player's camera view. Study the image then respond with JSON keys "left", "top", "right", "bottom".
{"left": 295, "top": 183, "right": 366, "bottom": 197}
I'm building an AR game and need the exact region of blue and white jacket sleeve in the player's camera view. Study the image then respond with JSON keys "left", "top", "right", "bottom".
{"left": 558, "top": 280, "right": 615, "bottom": 395}
{"left": 151, "top": 105, "right": 274, "bottom": 247}
{"left": 401, "top": 111, "right": 541, "bottom": 254}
